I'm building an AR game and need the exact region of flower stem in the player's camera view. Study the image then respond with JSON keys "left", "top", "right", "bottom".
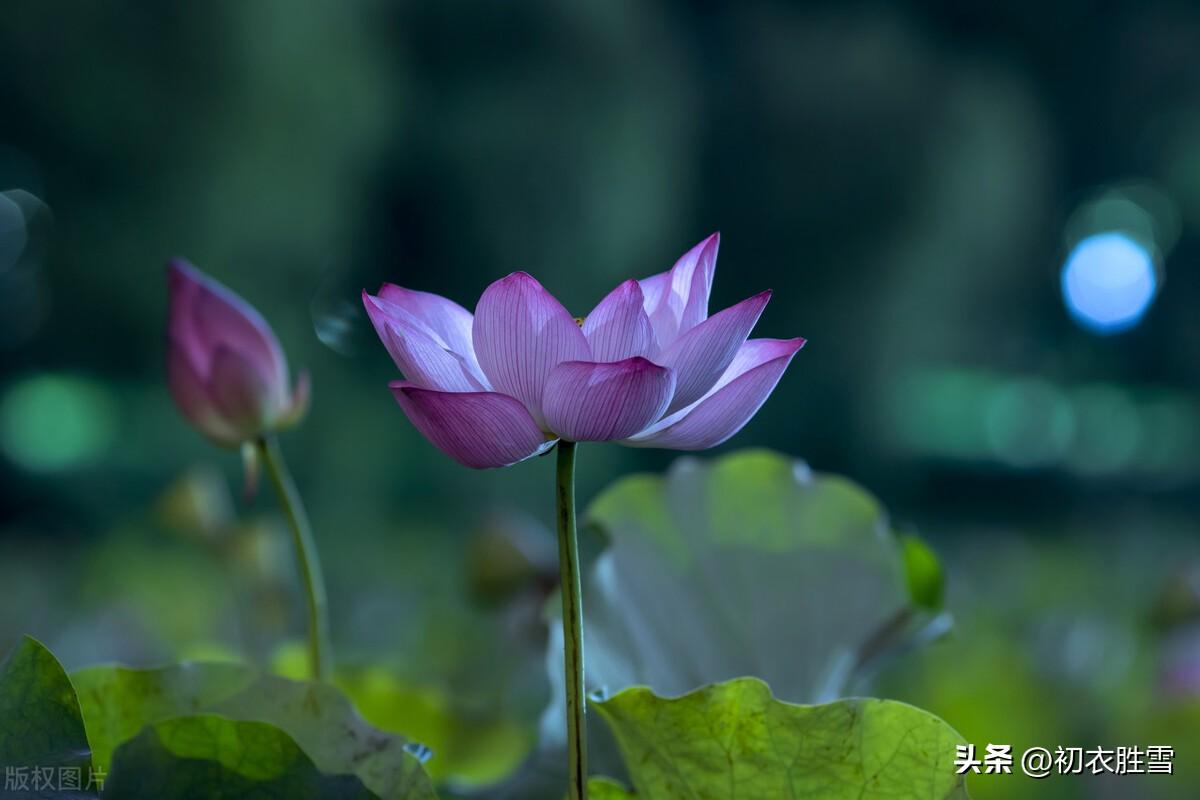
{"left": 555, "top": 440, "right": 587, "bottom": 800}
{"left": 258, "top": 435, "right": 330, "bottom": 681}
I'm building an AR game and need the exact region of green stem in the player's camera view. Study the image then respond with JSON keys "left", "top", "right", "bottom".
{"left": 556, "top": 440, "right": 587, "bottom": 800}
{"left": 258, "top": 435, "right": 330, "bottom": 680}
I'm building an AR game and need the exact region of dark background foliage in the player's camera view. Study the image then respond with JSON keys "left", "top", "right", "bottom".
{"left": 2, "top": 2, "right": 1199, "bottom": 798}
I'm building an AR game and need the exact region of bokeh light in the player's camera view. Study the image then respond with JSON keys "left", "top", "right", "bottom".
{"left": 1063, "top": 182, "right": 1180, "bottom": 259}
{"left": 889, "top": 365, "right": 1200, "bottom": 482}
{"left": 1064, "top": 384, "right": 1142, "bottom": 476}
{"left": 890, "top": 368, "right": 996, "bottom": 460}
{"left": 0, "top": 374, "right": 118, "bottom": 472}
{"left": 1060, "top": 232, "right": 1158, "bottom": 334}
{"left": 984, "top": 378, "right": 1075, "bottom": 467}
{"left": 1138, "top": 396, "right": 1200, "bottom": 482}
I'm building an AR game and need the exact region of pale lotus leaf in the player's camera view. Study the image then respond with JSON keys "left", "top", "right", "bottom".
{"left": 542, "top": 449, "right": 949, "bottom": 747}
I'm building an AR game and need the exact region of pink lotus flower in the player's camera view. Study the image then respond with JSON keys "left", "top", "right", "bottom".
{"left": 363, "top": 234, "right": 804, "bottom": 468}
{"left": 167, "top": 259, "right": 310, "bottom": 447}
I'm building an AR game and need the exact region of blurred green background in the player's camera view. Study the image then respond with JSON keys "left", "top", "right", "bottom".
{"left": 2, "top": 1, "right": 1200, "bottom": 798}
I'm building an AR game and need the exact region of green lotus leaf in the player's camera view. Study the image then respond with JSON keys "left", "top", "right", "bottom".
{"left": 103, "top": 714, "right": 378, "bottom": 799}
{"left": 72, "top": 662, "right": 437, "bottom": 799}
{"left": 591, "top": 677, "right": 969, "bottom": 800}
{"left": 0, "top": 636, "right": 96, "bottom": 798}
{"left": 335, "top": 665, "right": 533, "bottom": 791}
